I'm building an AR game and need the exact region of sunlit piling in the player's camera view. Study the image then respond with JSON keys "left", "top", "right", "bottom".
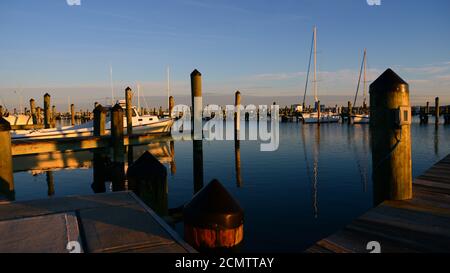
{"left": 0, "top": 106, "right": 3, "bottom": 118}
{"left": 183, "top": 179, "right": 244, "bottom": 250}
{"left": 370, "top": 68, "right": 412, "bottom": 205}
{"left": 347, "top": 101, "right": 352, "bottom": 124}
{"left": 70, "top": 104, "right": 75, "bottom": 126}
{"left": 0, "top": 118, "right": 14, "bottom": 200}
{"left": 30, "top": 99, "right": 37, "bottom": 125}
{"left": 36, "top": 107, "right": 42, "bottom": 125}
{"left": 127, "top": 151, "right": 168, "bottom": 216}
{"left": 51, "top": 105, "right": 56, "bottom": 128}
{"left": 191, "top": 69, "right": 204, "bottom": 193}
{"left": 235, "top": 91, "right": 241, "bottom": 133}
{"left": 125, "top": 87, "right": 134, "bottom": 164}
{"left": 111, "top": 104, "right": 126, "bottom": 191}
{"left": 317, "top": 100, "right": 321, "bottom": 125}
{"left": 44, "top": 93, "right": 51, "bottom": 129}
{"left": 445, "top": 106, "right": 450, "bottom": 125}
{"left": 435, "top": 97, "right": 440, "bottom": 126}
{"left": 169, "top": 96, "right": 175, "bottom": 118}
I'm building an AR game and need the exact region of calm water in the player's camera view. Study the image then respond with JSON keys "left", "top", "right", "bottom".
{"left": 10, "top": 118, "right": 450, "bottom": 252}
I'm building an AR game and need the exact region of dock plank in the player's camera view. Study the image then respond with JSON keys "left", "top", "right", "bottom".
{"left": 307, "top": 154, "right": 450, "bottom": 253}
{"left": 0, "top": 192, "right": 195, "bottom": 253}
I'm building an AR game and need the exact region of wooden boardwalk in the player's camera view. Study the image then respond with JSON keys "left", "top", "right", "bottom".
{"left": 0, "top": 191, "right": 196, "bottom": 253}
{"left": 307, "top": 154, "right": 450, "bottom": 253}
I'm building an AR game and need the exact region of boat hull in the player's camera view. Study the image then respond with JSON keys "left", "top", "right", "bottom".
{"left": 11, "top": 119, "right": 174, "bottom": 140}
{"left": 351, "top": 115, "right": 370, "bottom": 124}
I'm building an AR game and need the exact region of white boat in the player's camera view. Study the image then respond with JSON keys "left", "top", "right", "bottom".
{"left": 302, "top": 111, "right": 340, "bottom": 124}
{"left": 11, "top": 100, "right": 173, "bottom": 140}
{"left": 351, "top": 114, "right": 370, "bottom": 124}
{"left": 300, "top": 26, "right": 340, "bottom": 124}
{"left": 3, "top": 114, "right": 33, "bottom": 126}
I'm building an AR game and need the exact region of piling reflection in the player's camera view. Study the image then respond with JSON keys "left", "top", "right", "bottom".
{"left": 193, "top": 140, "right": 204, "bottom": 194}
{"left": 46, "top": 171, "right": 55, "bottom": 196}
{"left": 300, "top": 124, "right": 319, "bottom": 218}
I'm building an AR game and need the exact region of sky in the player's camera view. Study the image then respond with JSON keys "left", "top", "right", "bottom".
{"left": 0, "top": 0, "right": 449, "bottom": 111}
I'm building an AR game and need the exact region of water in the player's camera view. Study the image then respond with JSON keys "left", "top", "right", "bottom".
{"left": 9, "top": 118, "right": 450, "bottom": 252}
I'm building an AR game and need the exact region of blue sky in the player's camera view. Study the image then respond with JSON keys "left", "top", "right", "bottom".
{"left": 0, "top": 0, "right": 449, "bottom": 109}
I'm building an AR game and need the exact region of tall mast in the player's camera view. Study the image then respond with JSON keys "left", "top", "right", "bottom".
{"left": 363, "top": 48, "right": 367, "bottom": 108}
{"left": 313, "top": 26, "right": 318, "bottom": 105}
{"left": 167, "top": 66, "right": 170, "bottom": 110}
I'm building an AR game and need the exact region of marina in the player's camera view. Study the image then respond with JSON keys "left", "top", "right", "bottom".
{"left": 1, "top": 0, "right": 450, "bottom": 258}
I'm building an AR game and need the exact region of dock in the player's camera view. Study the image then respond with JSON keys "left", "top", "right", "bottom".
{"left": 307, "top": 154, "right": 450, "bottom": 253}
{"left": 0, "top": 191, "right": 196, "bottom": 253}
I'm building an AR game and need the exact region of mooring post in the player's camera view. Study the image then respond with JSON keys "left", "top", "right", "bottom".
{"left": 43, "top": 93, "right": 51, "bottom": 129}
{"left": 235, "top": 91, "right": 241, "bottom": 134}
{"left": 51, "top": 105, "right": 56, "bottom": 128}
{"left": 183, "top": 179, "right": 244, "bottom": 250}
{"left": 169, "top": 96, "right": 175, "bottom": 118}
{"left": 435, "top": 97, "right": 440, "bottom": 126}
{"left": 70, "top": 104, "right": 75, "bottom": 126}
{"left": 0, "top": 106, "right": 2, "bottom": 118}
{"left": 0, "top": 118, "right": 14, "bottom": 200}
{"left": 125, "top": 87, "right": 133, "bottom": 135}
{"left": 191, "top": 70, "right": 204, "bottom": 193}
{"left": 191, "top": 69, "right": 202, "bottom": 139}
{"left": 347, "top": 101, "right": 352, "bottom": 124}
{"left": 127, "top": 151, "right": 168, "bottom": 216}
{"left": 92, "top": 104, "right": 107, "bottom": 193}
{"left": 111, "top": 104, "right": 125, "bottom": 191}
{"left": 370, "top": 69, "right": 412, "bottom": 205}
{"left": 317, "top": 100, "right": 321, "bottom": 125}
{"left": 93, "top": 104, "right": 107, "bottom": 136}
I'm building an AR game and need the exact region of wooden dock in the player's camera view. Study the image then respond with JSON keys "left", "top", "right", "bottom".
{"left": 307, "top": 154, "right": 450, "bottom": 253}
{"left": 0, "top": 191, "right": 196, "bottom": 253}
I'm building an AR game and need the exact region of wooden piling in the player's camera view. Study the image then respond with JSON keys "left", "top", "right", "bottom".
{"left": 111, "top": 104, "right": 125, "bottom": 191}
{"left": 43, "top": 93, "right": 51, "bottom": 129}
{"left": 183, "top": 179, "right": 244, "bottom": 250}
{"left": 235, "top": 91, "right": 241, "bottom": 133}
{"left": 317, "top": 100, "right": 321, "bottom": 125}
{"left": 30, "top": 99, "right": 38, "bottom": 125}
{"left": 91, "top": 104, "right": 108, "bottom": 193}
{"left": 0, "top": 106, "right": 3, "bottom": 118}
{"left": 125, "top": 87, "right": 133, "bottom": 135}
{"left": 51, "top": 105, "right": 56, "bottom": 128}
{"left": 169, "top": 96, "right": 175, "bottom": 118}
{"left": 0, "top": 118, "right": 14, "bottom": 199}
{"left": 191, "top": 69, "right": 202, "bottom": 140}
{"left": 70, "top": 104, "right": 75, "bottom": 126}
{"left": 435, "top": 97, "right": 440, "bottom": 125}
{"left": 347, "top": 101, "right": 352, "bottom": 125}
{"left": 127, "top": 151, "right": 168, "bottom": 216}
{"left": 370, "top": 69, "right": 412, "bottom": 205}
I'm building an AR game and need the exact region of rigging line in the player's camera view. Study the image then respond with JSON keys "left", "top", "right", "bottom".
{"left": 353, "top": 51, "right": 365, "bottom": 109}
{"left": 302, "top": 31, "right": 314, "bottom": 109}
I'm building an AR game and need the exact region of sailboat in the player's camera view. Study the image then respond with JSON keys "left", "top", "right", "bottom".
{"left": 301, "top": 26, "right": 340, "bottom": 124}
{"left": 351, "top": 49, "right": 370, "bottom": 124}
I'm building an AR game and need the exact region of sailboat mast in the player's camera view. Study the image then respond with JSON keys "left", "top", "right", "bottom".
{"left": 167, "top": 66, "right": 170, "bottom": 110}
{"left": 313, "top": 26, "right": 318, "bottom": 105}
{"left": 363, "top": 48, "right": 367, "bottom": 108}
